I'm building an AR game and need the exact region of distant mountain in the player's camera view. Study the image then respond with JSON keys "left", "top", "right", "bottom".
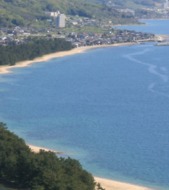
{"left": 0, "top": 0, "right": 138, "bottom": 27}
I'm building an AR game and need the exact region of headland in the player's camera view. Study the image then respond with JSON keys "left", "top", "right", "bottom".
{"left": 28, "top": 144, "right": 153, "bottom": 190}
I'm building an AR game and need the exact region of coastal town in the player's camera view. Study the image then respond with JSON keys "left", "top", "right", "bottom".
{"left": 2, "top": 0, "right": 169, "bottom": 48}
{"left": 0, "top": 26, "right": 155, "bottom": 47}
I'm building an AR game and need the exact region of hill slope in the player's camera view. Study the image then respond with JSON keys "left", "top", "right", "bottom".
{"left": 0, "top": 122, "right": 96, "bottom": 190}
{"left": 93, "top": 0, "right": 163, "bottom": 9}
{"left": 0, "top": 0, "right": 164, "bottom": 27}
{"left": 0, "top": 0, "right": 138, "bottom": 27}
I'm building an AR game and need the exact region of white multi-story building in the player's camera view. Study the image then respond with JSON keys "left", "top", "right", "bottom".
{"left": 56, "top": 14, "right": 66, "bottom": 28}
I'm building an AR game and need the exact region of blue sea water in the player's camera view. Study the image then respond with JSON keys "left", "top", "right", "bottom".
{"left": 1, "top": 20, "right": 169, "bottom": 189}
{"left": 116, "top": 19, "right": 169, "bottom": 34}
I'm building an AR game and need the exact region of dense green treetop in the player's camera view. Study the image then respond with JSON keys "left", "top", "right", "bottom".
{"left": 0, "top": 123, "right": 102, "bottom": 190}
{"left": 0, "top": 37, "right": 73, "bottom": 66}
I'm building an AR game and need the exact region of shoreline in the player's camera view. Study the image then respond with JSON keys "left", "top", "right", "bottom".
{"left": 1, "top": 42, "right": 155, "bottom": 190}
{"left": 0, "top": 42, "right": 136, "bottom": 75}
{"left": 95, "top": 177, "right": 153, "bottom": 190}
{"left": 28, "top": 144, "right": 153, "bottom": 190}
{"left": 28, "top": 144, "right": 63, "bottom": 154}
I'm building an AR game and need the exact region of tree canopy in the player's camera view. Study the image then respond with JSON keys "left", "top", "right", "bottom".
{"left": 0, "top": 123, "right": 98, "bottom": 190}
{"left": 0, "top": 38, "right": 73, "bottom": 66}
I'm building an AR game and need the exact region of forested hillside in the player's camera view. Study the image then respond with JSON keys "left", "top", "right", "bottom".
{"left": 0, "top": 0, "right": 165, "bottom": 28}
{"left": 0, "top": 0, "right": 101, "bottom": 27}
{"left": 94, "top": 0, "right": 163, "bottom": 8}
{"left": 0, "top": 0, "right": 141, "bottom": 27}
{"left": 0, "top": 123, "right": 101, "bottom": 190}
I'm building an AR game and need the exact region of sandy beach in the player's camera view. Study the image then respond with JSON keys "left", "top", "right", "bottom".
{"left": 28, "top": 144, "right": 153, "bottom": 190}
{"left": 0, "top": 46, "right": 89, "bottom": 74}
{"left": 95, "top": 177, "right": 152, "bottom": 190}
{"left": 1, "top": 42, "right": 154, "bottom": 190}
{"left": 29, "top": 144, "right": 61, "bottom": 154}
{"left": 0, "top": 42, "right": 135, "bottom": 75}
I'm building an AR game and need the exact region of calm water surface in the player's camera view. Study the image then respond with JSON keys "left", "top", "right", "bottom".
{"left": 117, "top": 19, "right": 169, "bottom": 34}
{"left": 1, "top": 20, "right": 169, "bottom": 189}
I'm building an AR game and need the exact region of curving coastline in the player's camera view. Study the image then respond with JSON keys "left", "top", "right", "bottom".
{"left": 95, "top": 177, "right": 152, "bottom": 190}
{"left": 1, "top": 42, "right": 155, "bottom": 190}
{"left": 29, "top": 144, "right": 153, "bottom": 190}
{"left": 0, "top": 46, "right": 88, "bottom": 74}
{"left": 0, "top": 42, "right": 136, "bottom": 75}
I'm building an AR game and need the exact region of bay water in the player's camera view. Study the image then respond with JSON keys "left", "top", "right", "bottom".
{"left": 0, "top": 20, "right": 169, "bottom": 189}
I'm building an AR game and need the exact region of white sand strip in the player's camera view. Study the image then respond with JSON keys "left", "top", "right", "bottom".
{"left": 28, "top": 144, "right": 61, "bottom": 154}
{"left": 0, "top": 42, "right": 135, "bottom": 75}
{"left": 95, "top": 177, "right": 153, "bottom": 190}
{"left": 28, "top": 145, "right": 153, "bottom": 190}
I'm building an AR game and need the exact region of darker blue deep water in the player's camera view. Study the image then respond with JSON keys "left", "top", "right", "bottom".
{"left": 0, "top": 20, "right": 169, "bottom": 189}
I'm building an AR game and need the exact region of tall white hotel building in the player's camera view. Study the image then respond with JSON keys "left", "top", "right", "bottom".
{"left": 56, "top": 14, "right": 66, "bottom": 28}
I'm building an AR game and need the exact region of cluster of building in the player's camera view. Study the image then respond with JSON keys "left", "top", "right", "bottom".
{"left": 0, "top": 24, "right": 155, "bottom": 47}
{"left": 104, "top": 0, "right": 169, "bottom": 19}
{"left": 0, "top": 27, "right": 31, "bottom": 46}
{"left": 0, "top": 7, "right": 156, "bottom": 47}
{"left": 67, "top": 30, "right": 155, "bottom": 47}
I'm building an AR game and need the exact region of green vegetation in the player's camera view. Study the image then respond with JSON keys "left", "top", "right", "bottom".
{"left": 0, "top": 123, "right": 101, "bottom": 190}
{"left": 0, "top": 38, "right": 73, "bottom": 66}
{"left": 0, "top": 0, "right": 164, "bottom": 27}
{"left": 94, "top": 0, "right": 163, "bottom": 9}
{"left": 0, "top": 0, "right": 99, "bottom": 27}
{"left": 0, "top": 0, "right": 139, "bottom": 27}
{"left": 64, "top": 25, "right": 105, "bottom": 34}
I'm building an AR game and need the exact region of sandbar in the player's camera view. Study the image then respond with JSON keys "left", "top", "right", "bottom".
{"left": 0, "top": 42, "right": 135, "bottom": 75}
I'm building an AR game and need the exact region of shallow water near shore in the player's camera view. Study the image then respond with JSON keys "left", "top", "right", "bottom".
{"left": 0, "top": 20, "right": 169, "bottom": 189}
